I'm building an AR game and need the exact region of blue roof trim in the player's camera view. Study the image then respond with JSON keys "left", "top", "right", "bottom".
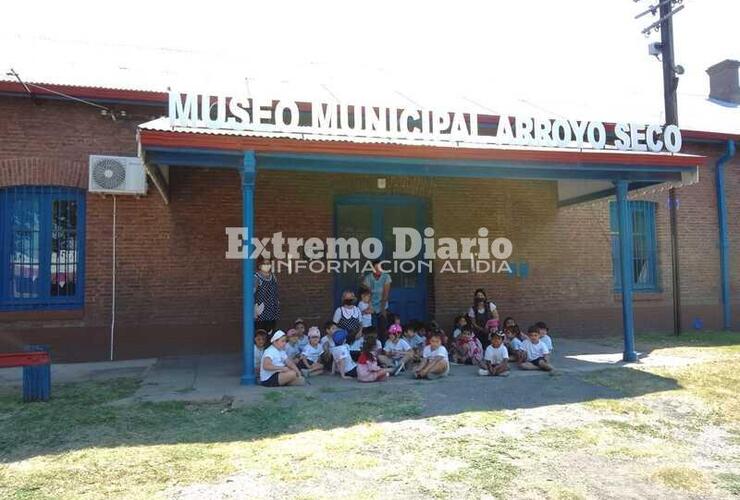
{"left": 143, "top": 147, "right": 695, "bottom": 183}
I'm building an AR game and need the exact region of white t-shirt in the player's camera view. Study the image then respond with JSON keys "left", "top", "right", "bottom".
{"left": 302, "top": 343, "right": 324, "bottom": 363}
{"left": 522, "top": 339, "right": 550, "bottom": 361}
{"left": 540, "top": 334, "right": 553, "bottom": 352}
{"left": 385, "top": 338, "right": 411, "bottom": 356}
{"left": 333, "top": 305, "right": 362, "bottom": 325}
{"left": 260, "top": 345, "right": 287, "bottom": 382}
{"left": 423, "top": 345, "right": 449, "bottom": 360}
{"left": 357, "top": 300, "right": 373, "bottom": 327}
{"left": 510, "top": 337, "right": 525, "bottom": 351}
{"left": 285, "top": 342, "right": 301, "bottom": 359}
{"left": 349, "top": 336, "right": 364, "bottom": 352}
{"left": 484, "top": 345, "right": 509, "bottom": 365}
{"left": 320, "top": 335, "right": 335, "bottom": 351}
{"left": 467, "top": 301, "right": 497, "bottom": 319}
{"left": 422, "top": 345, "right": 449, "bottom": 375}
{"left": 254, "top": 347, "right": 265, "bottom": 370}
{"left": 331, "top": 344, "right": 357, "bottom": 374}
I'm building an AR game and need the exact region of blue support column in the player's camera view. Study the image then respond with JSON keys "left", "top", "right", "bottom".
{"left": 616, "top": 180, "right": 638, "bottom": 362}
{"left": 716, "top": 140, "right": 736, "bottom": 331}
{"left": 240, "top": 151, "right": 257, "bottom": 385}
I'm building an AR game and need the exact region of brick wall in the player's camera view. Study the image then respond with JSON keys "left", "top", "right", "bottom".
{"left": 0, "top": 96, "right": 736, "bottom": 361}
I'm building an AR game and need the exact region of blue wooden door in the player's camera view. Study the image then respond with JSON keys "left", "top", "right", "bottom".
{"left": 334, "top": 195, "right": 427, "bottom": 324}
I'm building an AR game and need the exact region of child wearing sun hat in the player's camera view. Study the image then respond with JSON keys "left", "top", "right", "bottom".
{"left": 298, "top": 326, "right": 326, "bottom": 376}
{"left": 260, "top": 330, "right": 305, "bottom": 387}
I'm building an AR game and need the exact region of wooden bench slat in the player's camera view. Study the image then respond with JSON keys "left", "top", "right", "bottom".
{"left": 0, "top": 352, "right": 51, "bottom": 368}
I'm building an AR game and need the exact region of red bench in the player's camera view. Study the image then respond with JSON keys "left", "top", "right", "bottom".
{"left": 0, "top": 351, "right": 51, "bottom": 368}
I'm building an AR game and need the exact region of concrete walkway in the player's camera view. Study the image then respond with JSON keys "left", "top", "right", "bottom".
{"left": 0, "top": 338, "right": 639, "bottom": 406}
{"left": 0, "top": 357, "right": 156, "bottom": 385}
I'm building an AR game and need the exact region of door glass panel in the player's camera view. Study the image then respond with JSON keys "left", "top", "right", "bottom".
{"left": 335, "top": 204, "right": 373, "bottom": 299}
{"left": 382, "top": 205, "right": 418, "bottom": 289}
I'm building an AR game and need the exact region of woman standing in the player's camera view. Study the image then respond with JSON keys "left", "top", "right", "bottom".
{"left": 254, "top": 256, "right": 280, "bottom": 334}
{"left": 467, "top": 288, "right": 499, "bottom": 347}
{"left": 363, "top": 260, "right": 392, "bottom": 342}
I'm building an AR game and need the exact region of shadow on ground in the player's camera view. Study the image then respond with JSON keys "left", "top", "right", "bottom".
{"left": 0, "top": 338, "right": 684, "bottom": 463}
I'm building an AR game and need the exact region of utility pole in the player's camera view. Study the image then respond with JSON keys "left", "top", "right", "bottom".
{"left": 659, "top": 0, "right": 679, "bottom": 125}
{"left": 661, "top": 0, "right": 682, "bottom": 337}
{"left": 635, "top": 0, "right": 684, "bottom": 336}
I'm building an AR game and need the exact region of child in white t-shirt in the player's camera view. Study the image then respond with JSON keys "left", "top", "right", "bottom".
{"left": 260, "top": 330, "right": 305, "bottom": 387}
{"left": 451, "top": 314, "right": 469, "bottom": 340}
{"left": 414, "top": 332, "right": 450, "bottom": 380}
{"left": 384, "top": 324, "right": 413, "bottom": 375}
{"left": 294, "top": 318, "right": 308, "bottom": 350}
{"left": 403, "top": 322, "right": 425, "bottom": 363}
{"left": 349, "top": 327, "right": 365, "bottom": 360}
{"left": 519, "top": 325, "right": 553, "bottom": 372}
{"left": 535, "top": 321, "right": 554, "bottom": 353}
{"left": 504, "top": 321, "right": 526, "bottom": 364}
{"left": 298, "top": 327, "right": 325, "bottom": 376}
{"left": 478, "top": 331, "right": 510, "bottom": 377}
{"left": 320, "top": 321, "right": 338, "bottom": 370}
{"left": 331, "top": 329, "right": 358, "bottom": 379}
{"left": 284, "top": 329, "right": 302, "bottom": 362}
{"left": 357, "top": 287, "right": 374, "bottom": 329}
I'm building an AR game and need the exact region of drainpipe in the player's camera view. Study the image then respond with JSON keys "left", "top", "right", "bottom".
{"left": 716, "top": 140, "right": 736, "bottom": 330}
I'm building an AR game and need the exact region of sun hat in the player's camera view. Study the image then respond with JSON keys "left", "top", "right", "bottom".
{"left": 308, "top": 326, "right": 321, "bottom": 338}
{"left": 485, "top": 319, "right": 500, "bottom": 330}
{"left": 332, "top": 329, "right": 348, "bottom": 345}
{"left": 286, "top": 328, "right": 298, "bottom": 337}
{"left": 388, "top": 324, "right": 402, "bottom": 335}
{"left": 271, "top": 330, "right": 287, "bottom": 343}
{"left": 294, "top": 318, "right": 305, "bottom": 325}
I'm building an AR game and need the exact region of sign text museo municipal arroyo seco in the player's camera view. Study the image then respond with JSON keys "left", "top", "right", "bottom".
{"left": 168, "top": 91, "right": 683, "bottom": 153}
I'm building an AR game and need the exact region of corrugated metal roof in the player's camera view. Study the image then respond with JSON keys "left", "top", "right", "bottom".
{"left": 2, "top": 35, "right": 738, "bottom": 135}
{"left": 138, "top": 116, "right": 702, "bottom": 160}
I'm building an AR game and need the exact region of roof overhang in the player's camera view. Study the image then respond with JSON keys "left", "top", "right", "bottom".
{"left": 138, "top": 123, "right": 703, "bottom": 206}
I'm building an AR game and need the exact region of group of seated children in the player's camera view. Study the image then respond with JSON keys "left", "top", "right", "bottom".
{"left": 255, "top": 312, "right": 555, "bottom": 388}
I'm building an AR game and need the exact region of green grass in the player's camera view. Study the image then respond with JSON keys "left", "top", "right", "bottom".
{"left": 2, "top": 332, "right": 740, "bottom": 498}
{"left": 583, "top": 397, "right": 653, "bottom": 415}
{"left": 0, "top": 380, "right": 425, "bottom": 499}
{"left": 652, "top": 466, "right": 707, "bottom": 493}
{"left": 0, "top": 378, "right": 520, "bottom": 499}
{"left": 716, "top": 473, "right": 740, "bottom": 496}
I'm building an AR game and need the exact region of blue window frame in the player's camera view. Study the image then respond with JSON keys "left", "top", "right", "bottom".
{"left": 609, "top": 200, "right": 659, "bottom": 292}
{"left": 0, "top": 186, "right": 86, "bottom": 310}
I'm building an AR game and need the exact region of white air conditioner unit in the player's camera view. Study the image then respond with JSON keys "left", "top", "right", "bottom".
{"left": 88, "top": 155, "right": 147, "bottom": 195}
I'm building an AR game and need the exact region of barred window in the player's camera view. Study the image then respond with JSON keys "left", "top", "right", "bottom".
{"left": 609, "top": 200, "right": 659, "bottom": 292}
{"left": 0, "top": 186, "right": 85, "bottom": 310}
